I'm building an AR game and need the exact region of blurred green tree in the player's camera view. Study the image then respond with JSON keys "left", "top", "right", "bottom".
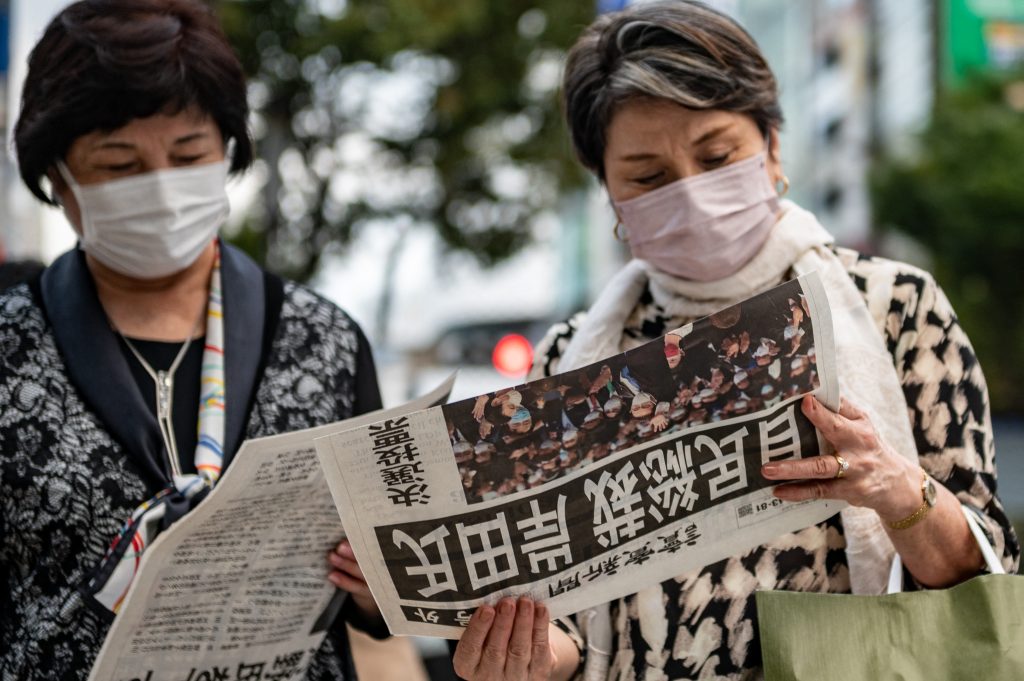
{"left": 871, "top": 72, "right": 1024, "bottom": 413}
{"left": 216, "top": 0, "right": 592, "bottom": 283}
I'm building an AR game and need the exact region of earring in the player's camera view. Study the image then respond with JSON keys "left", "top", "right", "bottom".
{"left": 613, "top": 220, "right": 628, "bottom": 242}
{"left": 777, "top": 175, "right": 790, "bottom": 197}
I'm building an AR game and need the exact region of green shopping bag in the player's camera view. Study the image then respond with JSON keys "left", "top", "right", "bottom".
{"left": 756, "top": 508, "right": 1024, "bottom": 681}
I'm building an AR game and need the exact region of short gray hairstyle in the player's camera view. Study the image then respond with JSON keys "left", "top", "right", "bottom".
{"left": 562, "top": 0, "right": 783, "bottom": 179}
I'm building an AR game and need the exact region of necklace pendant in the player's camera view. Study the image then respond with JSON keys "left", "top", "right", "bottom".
{"left": 156, "top": 370, "right": 172, "bottom": 416}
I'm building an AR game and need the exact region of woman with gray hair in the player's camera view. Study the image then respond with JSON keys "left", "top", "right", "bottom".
{"left": 452, "top": 2, "right": 1019, "bottom": 679}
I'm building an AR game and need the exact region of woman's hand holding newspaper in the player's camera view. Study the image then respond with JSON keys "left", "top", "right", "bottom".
{"left": 328, "top": 539, "right": 383, "bottom": 621}
{"left": 453, "top": 597, "right": 580, "bottom": 681}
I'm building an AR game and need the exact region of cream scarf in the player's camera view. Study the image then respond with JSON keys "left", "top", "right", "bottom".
{"left": 558, "top": 201, "right": 919, "bottom": 679}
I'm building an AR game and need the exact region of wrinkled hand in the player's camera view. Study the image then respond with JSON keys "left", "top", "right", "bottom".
{"left": 761, "top": 396, "right": 921, "bottom": 521}
{"left": 453, "top": 598, "right": 554, "bottom": 681}
{"left": 327, "top": 539, "right": 381, "bottom": 621}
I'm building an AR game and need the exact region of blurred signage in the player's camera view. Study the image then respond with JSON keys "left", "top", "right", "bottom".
{"left": 596, "top": 0, "right": 630, "bottom": 13}
{"left": 1, "top": 3, "right": 9, "bottom": 76}
{"left": 597, "top": 0, "right": 738, "bottom": 16}
{"left": 945, "top": 0, "right": 1024, "bottom": 82}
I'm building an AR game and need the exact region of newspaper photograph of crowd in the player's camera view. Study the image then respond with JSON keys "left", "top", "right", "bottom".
{"left": 442, "top": 278, "right": 820, "bottom": 504}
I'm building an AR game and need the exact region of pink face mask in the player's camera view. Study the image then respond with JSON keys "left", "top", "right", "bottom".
{"left": 613, "top": 151, "right": 780, "bottom": 282}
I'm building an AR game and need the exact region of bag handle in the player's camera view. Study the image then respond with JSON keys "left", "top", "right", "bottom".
{"left": 962, "top": 505, "right": 1007, "bottom": 575}
{"left": 887, "top": 505, "right": 1005, "bottom": 594}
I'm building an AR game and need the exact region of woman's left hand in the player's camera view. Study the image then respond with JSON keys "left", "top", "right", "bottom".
{"left": 761, "top": 395, "right": 922, "bottom": 523}
{"left": 328, "top": 539, "right": 382, "bottom": 621}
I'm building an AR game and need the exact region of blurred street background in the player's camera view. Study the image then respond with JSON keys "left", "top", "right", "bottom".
{"left": 2, "top": 0, "right": 1023, "bottom": 676}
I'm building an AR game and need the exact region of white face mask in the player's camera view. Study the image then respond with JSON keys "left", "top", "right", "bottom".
{"left": 57, "top": 160, "right": 231, "bottom": 279}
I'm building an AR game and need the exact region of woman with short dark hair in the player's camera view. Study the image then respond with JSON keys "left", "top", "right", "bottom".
{"left": 14, "top": 0, "right": 254, "bottom": 204}
{"left": 452, "top": 2, "right": 1019, "bottom": 679}
{"left": 1, "top": 1, "right": 382, "bottom": 678}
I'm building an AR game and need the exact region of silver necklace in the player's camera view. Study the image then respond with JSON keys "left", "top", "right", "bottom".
{"left": 120, "top": 316, "right": 202, "bottom": 478}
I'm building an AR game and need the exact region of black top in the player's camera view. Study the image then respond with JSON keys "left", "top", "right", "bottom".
{"left": 119, "top": 335, "right": 205, "bottom": 476}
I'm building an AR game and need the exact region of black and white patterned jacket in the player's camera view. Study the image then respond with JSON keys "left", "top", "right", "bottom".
{"left": 532, "top": 248, "right": 1020, "bottom": 681}
{"left": 0, "top": 244, "right": 384, "bottom": 681}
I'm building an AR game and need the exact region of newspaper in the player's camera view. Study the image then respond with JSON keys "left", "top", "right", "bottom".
{"left": 86, "top": 376, "right": 455, "bottom": 681}
{"left": 315, "top": 272, "right": 845, "bottom": 638}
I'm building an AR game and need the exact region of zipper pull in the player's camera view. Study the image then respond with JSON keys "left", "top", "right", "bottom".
{"left": 154, "top": 370, "right": 181, "bottom": 478}
{"left": 155, "top": 371, "right": 172, "bottom": 420}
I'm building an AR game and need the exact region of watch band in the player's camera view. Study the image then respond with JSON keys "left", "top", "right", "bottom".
{"left": 888, "top": 469, "right": 935, "bottom": 531}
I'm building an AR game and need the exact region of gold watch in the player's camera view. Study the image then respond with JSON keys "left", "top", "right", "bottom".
{"left": 888, "top": 469, "right": 937, "bottom": 531}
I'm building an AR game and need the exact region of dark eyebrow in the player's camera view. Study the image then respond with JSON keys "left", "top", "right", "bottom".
{"left": 618, "top": 152, "right": 659, "bottom": 162}
{"left": 173, "top": 132, "right": 210, "bottom": 145}
{"left": 88, "top": 131, "right": 210, "bottom": 151}
{"left": 92, "top": 140, "right": 136, "bottom": 151}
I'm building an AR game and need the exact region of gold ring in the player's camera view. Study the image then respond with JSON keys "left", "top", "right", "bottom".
{"left": 833, "top": 454, "right": 850, "bottom": 479}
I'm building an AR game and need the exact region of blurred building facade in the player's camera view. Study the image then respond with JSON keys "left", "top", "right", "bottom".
{"left": 721, "top": 0, "right": 1024, "bottom": 246}
{"left": 716, "top": 0, "right": 936, "bottom": 246}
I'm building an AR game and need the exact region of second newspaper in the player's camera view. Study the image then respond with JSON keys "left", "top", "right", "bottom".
{"left": 316, "top": 272, "right": 843, "bottom": 638}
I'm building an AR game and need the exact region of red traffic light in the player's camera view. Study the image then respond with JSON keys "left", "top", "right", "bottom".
{"left": 492, "top": 334, "right": 533, "bottom": 378}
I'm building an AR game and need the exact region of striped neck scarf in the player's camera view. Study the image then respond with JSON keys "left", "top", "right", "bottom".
{"left": 196, "top": 243, "right": 226, "bottom": 483}
{"left": 91, "top": 243, "right": 227, "bottom": 612}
